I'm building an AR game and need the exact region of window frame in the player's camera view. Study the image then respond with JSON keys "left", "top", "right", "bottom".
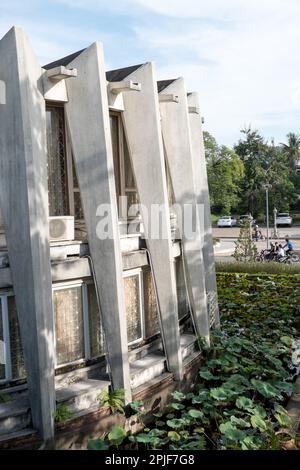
{"left": 123, "top": 268, "right": 145, "bottom": 346}
{"left": 0, "top": 291, "right": 16, "bottom": 383}
{"left": 46, "top": 102, "right": 72, "bottom": 217}
{"left": 110, "top": 110, "right": 139, "bottom": 220}
{"left": 52, "top": 280, "right": 91, "bottom": 369}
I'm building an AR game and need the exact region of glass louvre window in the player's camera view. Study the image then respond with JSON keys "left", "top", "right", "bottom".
{"left": 109, "top": 112, "right": 139, "bottom": 219}
{"left": 143, "top": 269, "right": 160, "bottom": 338}
{"left": 110, "top": 114, "right": 121, "bottom": 203}
{"left": 8, "top": 297, "right": 26, "bottom": 379}
{"left": 72, "top": 157, "right": 85, "bottom": 221}
{"left": 123, "top": 129, "right": 136, "bottom": 190}
{"left": 0, "top": 295, "right": 26, "bottom": 382}
{"left": 0, "top": 302, "right": 4, "bottom": 380}
{"left": 87, "top": 284, "right": 104, "bottom": 358}
{"left": 176, "top": 258, "right": 189, "bottom": 319}
{"left": 124, "top": 272, "right": 143, "bottom": 344}
{"left": 54, "top": 287, "right": 84, "bottom": 366}
{"left": 123, "top": 129, "right": 139, "bottom": 217}
{"left": 46, "top": 106, "right": 69, "bottom": 217}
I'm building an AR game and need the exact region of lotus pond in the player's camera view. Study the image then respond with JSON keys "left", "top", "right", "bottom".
{"left": 89, "top": 273, "right": 300, "bottom": 450}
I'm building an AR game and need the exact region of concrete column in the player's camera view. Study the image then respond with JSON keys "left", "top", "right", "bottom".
{"left": 119, "top": 63, "right": 182, "bottom": 380}
{"left": 187, "top": 92, "right": 220, "bottom": 328}
{"left": 63, "top": 44, "right": 132, "bottom": 400}
{"left": 0, "top": 27, "right": 55, "bottom": 443}
{"left": 159, "top": 78, "right": 210, "bottom": 344}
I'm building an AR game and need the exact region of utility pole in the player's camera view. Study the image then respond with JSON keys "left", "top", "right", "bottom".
{"left": 273, "top": 207, "right": 278, "bottom": 239}
{"left": 263, "top": 184, "right": 272, "bottom": 249}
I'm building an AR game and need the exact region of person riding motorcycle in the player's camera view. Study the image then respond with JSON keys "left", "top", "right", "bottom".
{"left": 283, "top": 236, "right": 294, "bottom": 255}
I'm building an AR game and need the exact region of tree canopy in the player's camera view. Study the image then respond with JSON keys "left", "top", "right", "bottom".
{"left": 204, "top": 127, "right": 300, "bottom": 218}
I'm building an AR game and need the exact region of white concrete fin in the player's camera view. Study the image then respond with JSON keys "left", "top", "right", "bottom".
{"left": 109, "top": 79, "right": 141, "bottom": 94}
{"left": 0, "top": 80, "right": 6, "bottom": 104}
{"left": 159, "top": 94, "right": 179, "bottom": 103}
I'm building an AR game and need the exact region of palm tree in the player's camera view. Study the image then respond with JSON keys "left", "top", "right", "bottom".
{"left": 281, "top": 132, "right": 300, "bottom": 169}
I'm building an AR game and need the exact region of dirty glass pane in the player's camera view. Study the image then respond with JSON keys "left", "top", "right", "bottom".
{"left": 87, "top": 284, "right": 104, "bottom": 358}
{"left": 143, "top": 270, "right": 160, "bottom": 338}
{"left": 46, "top": 106, "right": 69, "bottom": 216}
{"left": 8, "top": 297, "right": 26, "bottom": 379}
{"left": 176, "top": 258, "right": 189, "bottom": 319}
{"left": 0, "top": 300, "right": 5, "bottom": 380}
{"left": 123, "top": 129, "right": 136, "bottom": 190}
{"left": 74, "top": 192, "right": 85, "bottom": 221}
{"left": 54, "top": 287, "right": 84, "bottom": 365}
{"left": 124, "top": 275, "right": 142, "bottom": 344}
{"left": 110, "top": 115, "right": 121, "bottom": 201}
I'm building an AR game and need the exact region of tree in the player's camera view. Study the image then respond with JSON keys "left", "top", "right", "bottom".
{"left": 234, "top": 127, "right": 298, "bottom": 216}
{"left": 204, "top": 132, "right": 244, "bottom": 214}
{"left": 281, "top": 132, "right": 300, "bottom": 169}
{"left": 232, "top": 220, "right": 257, "bottom": 262}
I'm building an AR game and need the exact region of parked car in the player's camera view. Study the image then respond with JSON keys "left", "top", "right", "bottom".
{"left": 239, "top": 214, "right": 256, "bottom": 227}
{"left": 275, "top": 212, "right": 293, "bottom": 227}
{"left": 217, "top": 216, "right": 237, "bottom": 227}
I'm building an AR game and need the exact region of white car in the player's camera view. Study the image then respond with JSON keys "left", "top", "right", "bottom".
{"left": 276, "top": 212, "right": 293, "bottom": 227}
{"left": 217, "top": 216, "right": 237, "bottom": 227}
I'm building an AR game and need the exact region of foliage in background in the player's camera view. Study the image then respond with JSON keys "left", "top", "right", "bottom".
{"left": 204, "top": 132, "right": 244, "bottom": 215}
{"left": 204, "top": 128, "right": 300, "bottom": 217}
{"left": 87, "top": 274, "right": 300, "bottom": 450}
{"left": 232, "top": 220, "right": 257, "bottom": 262}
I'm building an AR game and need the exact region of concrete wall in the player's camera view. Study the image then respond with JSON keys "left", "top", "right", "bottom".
{"left": 159, "top": 78, "right": 210, "bottom": 344}
{"left": 187, "top": 93, "right": 219, "bottom": 328}
{"left": 119, "top": 63, "right": 183, "bottom": 380}
{"left": 0, "top": 27, "right": 55, "bottom": 443}
{"left": 63, "top": 43, "right": 132, "bottom": 400}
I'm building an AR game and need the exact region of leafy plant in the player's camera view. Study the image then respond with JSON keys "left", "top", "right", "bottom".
{"left": 53, "top": 404, "right": 74, "bottom": 423}
{"left": 97, "top": 388, "right": 125, "bottom": 414}
{"left": 88, "top": 273, "right": 300, "bottom": 451}
{"left": 0, "top": 393, "right": 11, "bottom": 403}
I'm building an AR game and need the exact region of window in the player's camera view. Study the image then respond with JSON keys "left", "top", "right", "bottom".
{"left": 46, "top": 103, "right": 84, "bottom": 223}
{"left": 53, "top": 281, "right": 104, "bottom": 367}
{"left": 0, "top": 294, "right": 26, "bottom": 382}
{"left": 143, "top": 269, "right": 160, "bottom": 338}
{"left": 46, "top": 105, "right": 69, "bottom": 217}
{"left": 123, "top": 269, "right": 144, "bottom": 344}
{"left": 110, "top": 111, "right": 139, "bottom": 219}
{"left": 175, "top": 258, "right": 189, "bottom": 319}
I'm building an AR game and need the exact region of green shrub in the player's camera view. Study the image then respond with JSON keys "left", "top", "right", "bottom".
{"left": 53, "top": 404, "right": 74, "bottom": 423}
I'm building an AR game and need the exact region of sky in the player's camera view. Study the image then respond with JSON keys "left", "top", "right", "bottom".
{"left": 1, "top": 0, "right": 300, "bottom": 147}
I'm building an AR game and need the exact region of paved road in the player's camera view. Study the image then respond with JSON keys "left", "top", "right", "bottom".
{"left": 213, "top": 225, "right": 300, "bottom": 240}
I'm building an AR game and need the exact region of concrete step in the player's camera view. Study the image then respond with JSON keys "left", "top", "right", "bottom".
{"left": 130, "top": 353, "right": 167, "bottom": 389}
{"left": 56, "top": 378, "right": 110, "bottom": 413}
{"left": 180, "top": 333, "right": 197, "bottom": 360}
{"left": 0, "top": 427, "right": 38, "bottom": 449}
{"left": 0, "top": 396, "right": 31, "bottom": 436}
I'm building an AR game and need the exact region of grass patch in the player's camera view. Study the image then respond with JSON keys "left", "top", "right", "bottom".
{"left": 216, "top": 261, "right": 300, "bottom": 275}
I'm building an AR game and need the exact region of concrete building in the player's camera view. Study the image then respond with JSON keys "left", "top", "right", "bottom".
{"left": 0, "top": 27, "right": 218, "bottom": 448}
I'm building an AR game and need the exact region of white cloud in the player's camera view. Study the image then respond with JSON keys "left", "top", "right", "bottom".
{"left": 2, "top": 0, "right": 300, "bottom": 145}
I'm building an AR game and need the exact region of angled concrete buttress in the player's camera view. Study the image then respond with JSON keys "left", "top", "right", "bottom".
{"left": 63, "top": 44, "right": 132, "bottom": 400}
{"left": 0, "top": 27, "right": 55, "bottom": 443}
{"left": 159, "top": 78, "right": 210, "bottom": 344}
{"left": 119, "top": 62, "right": 183, "bottom": 380}
{"left": 187, "top": 93, "right": 220, "bottom": 328}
